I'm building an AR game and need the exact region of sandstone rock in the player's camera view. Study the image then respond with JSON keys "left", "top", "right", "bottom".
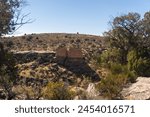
{"left": 122, "top": 77, "right": 150, "bottom": 100}
{"left": 15, "top": 94, "right": 27, "bottom": 100}
{"left": 74, "top": 96, "right": 80, "bottom": 100}
{"left": 58, "top": 67, "right": 66, "bottom": 73}
{"left": 86, "top": 83, "right": 99, "bottom": 99}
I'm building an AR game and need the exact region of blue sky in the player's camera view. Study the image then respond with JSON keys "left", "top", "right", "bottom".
{"left": 15, "top": 0, "right": 150, "bottom": 36}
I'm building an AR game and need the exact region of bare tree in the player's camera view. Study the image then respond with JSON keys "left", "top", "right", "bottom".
{"left": 0, "top": 0, "right": 32, "bottom": 36}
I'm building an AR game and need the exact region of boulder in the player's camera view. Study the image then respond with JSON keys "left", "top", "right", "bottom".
{"left": 86, "top": 83, "right": 99, "bottom": 99}
{"left": 122, "top": 77, "right": 150, "bottom": 100}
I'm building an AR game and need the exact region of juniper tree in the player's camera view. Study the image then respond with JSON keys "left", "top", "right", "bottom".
{"left": 0, "top": 0, "right": 30, "bottom": 99}
{"left": 104, "top": 12, "right": 150, "bottom": 64}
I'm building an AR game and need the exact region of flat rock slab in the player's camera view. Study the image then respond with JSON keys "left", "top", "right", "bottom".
{"left": 122, "top": 77, "right": 150, "bottom": 100}
{"left": 12, "top": 50, "right": 55, "bottom": 54}
{"left": 12, "top": 51, "right": 56, "bottom": 63}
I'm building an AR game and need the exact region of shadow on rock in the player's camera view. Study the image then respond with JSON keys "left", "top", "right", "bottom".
{"left": 55, "top": 47, "right": 100, "bottom": 82}
{"left": 57, "top": 58, "right": 100, "bottom": 82}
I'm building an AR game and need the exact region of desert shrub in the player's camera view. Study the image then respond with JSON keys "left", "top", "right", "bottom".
{"left": 127, "top": 50, "right": 150, "bottom": 77}
{"left": 110, "top": 63, "right": 137, "bottom": 83}
{"left": 6, "top": 41, "right": 14, "bottom": 48}
{"left": 98, "top": 48, "right": 122, "bottom": 67}
{"left": 0, "top": 44, "right": 18, "bottom": 99}
{"left": 42, "top": 82, "right": 75, "bottom": 100}
{"left": 98, "top": 73, "right": 127, "bottom": 99}
{"left": 126, "top": 71, "right": 137, "bottom": 83}
{"left": 80, "top": 76, "right": 92, "bottom": 89}
{"left": 109, "top": 62, "right": 124, "bottom": 74}
{"left": 97, "top": 62, "right": 137, "bottom": 99}
{"left": 13, "top": 85, "right": 42, "bottom": 100}
{"left": 26, "top": 35, "right": 33, "bottom": 41}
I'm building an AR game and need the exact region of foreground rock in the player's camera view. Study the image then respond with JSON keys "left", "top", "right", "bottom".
{"left": 86, "top": 83, "right": 100, "bottom": 99}
{"left": 122, "top": 77, "right": 150, "bottom": 100}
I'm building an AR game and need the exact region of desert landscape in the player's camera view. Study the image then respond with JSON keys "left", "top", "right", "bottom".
{"left": 0, "top": 0, "right": 150, "bottom": 100}
{"left": 1, "top": 32, "right": 150, "bottom": 100}
{"left": 0, "top": 33, "right": 105, "bottom": 99}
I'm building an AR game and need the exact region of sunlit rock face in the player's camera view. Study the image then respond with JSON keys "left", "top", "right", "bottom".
{"left": 122, "top": 77, "right": 150, "bottom": 100}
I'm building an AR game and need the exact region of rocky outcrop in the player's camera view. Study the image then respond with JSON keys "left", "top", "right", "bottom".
{"left": 12, "top": 49, "right": 100, "bottom": 83}
{"left": 12, "top": 51, "right": 55, "bottom": 63}
{"left": 0, "top": 33, "right": 104, "bottom": 100}
{"left": 122, "top": 77, "right": 150, "bottom": 100}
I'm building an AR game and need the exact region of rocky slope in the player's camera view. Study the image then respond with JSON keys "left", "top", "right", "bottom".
{"left": 1, "top": 33, "right": 150, "bottom": 100}
{"left": 0, "top": 33, "right": 104, "bottom": 100}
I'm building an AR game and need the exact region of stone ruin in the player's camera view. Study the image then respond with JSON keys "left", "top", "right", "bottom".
{"left": 56, "top": 47, "right": 100, "bottom": 81}
{"left": 12, "top": 48, "right": 84, "bottom": 65}
{"left": 55, "top": 47, "right": 67, "bottom": 65}
{"left": 56, "top": 47, "right": 84, "bottom": 66}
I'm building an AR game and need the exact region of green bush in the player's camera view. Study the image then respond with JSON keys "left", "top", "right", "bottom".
{"left": 109, "top": 62, "right": 124, "bottom": 74}
{"left": 110, "top": 63, "right": 137, "bottom": 83}
{"left": 98, "top": 48, "right": 122, "bottom": 67}
{"left": 42, "top": 82, "right": 75, "bottom": 100}
{"left": 109, "top": 62, "right": 137, "bottom": 83}
{"left": 98, "top": 73, "right": 127, "bottom": 99}
{"left": 97, "top": 62, "right": 137, "bottom": 99}
{"left": 127, "top": 50, "right": 150, "bottom": 77}
{"left": 126, "top": 71, "right": 137, "bottom": 83}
